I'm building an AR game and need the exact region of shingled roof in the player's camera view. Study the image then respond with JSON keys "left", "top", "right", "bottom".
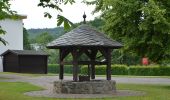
{"left": 47, "top": 24, "right": 122, "bottom": 49}
{"left": 1, "top": 50, "right": 48, "bottom": 56}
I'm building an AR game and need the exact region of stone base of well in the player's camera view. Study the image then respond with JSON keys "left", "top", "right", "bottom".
{"left": 53, "top": 80, "right": 116, "bottom": 94}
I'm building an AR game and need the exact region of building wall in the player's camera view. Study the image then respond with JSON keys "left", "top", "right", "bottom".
{"left": 19, "top": 56, "right": 47, "bottom": 74}
{"left": 3, "top": 52, "right": 19, "bottom": 72}
{"left": 0, "top": 19, "right": 24, "bottom": 72}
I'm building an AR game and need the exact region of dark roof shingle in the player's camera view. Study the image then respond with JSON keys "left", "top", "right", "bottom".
{"left": 1, "top": 50, "right": 48, "bottom": 56}
{"left": 47, "top": 25, "right": 123, "bottom": 49}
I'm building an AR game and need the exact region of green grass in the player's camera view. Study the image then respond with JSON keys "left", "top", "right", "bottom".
{"left": 0, "top": 82, "right": 170, "bottom": 100}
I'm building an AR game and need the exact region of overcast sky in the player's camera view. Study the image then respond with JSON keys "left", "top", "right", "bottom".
{"left": 10, "top": 0, "right": 99, "bottom": 29}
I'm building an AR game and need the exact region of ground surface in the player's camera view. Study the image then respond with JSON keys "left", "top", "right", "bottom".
{"left": 0, "top": 73, "right": 170, "bottom": 98}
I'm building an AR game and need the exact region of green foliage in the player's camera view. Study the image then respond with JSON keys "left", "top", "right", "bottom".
{"left": 0, "top": 82, "right": 170, "bottom": 100}
{"left": 0, "top": 0, "right": 15, "bottom": 45}
{"left": 81, "top": 64, "right": 128, "bottom": 75}
{"left": 127, "top": 65, "right": 170, "bottom": 76}
{"left": 23, "top": 28, "right": 31, "bottom": 50}
{"left": 111, "top": 64, "right": 128, "bottom": 75}
{"left": 38, "top": 0, "right": 75, "bottom": 30}
{"left": 48, "top": 64, "right": 79, "bottom": 74}
{"left": 81, "top": 64, "right": 170, "bottom": 76}
{"left": 27, "top": 27, "right": 64, "bottom": 39}
{"left": 57, "top": 15, "right": 75, "bottom": 31}
{"left": 46, "top": 50, "right": 58, "bottom": 64}
{"left": 35, "top": 32, "right": 54, "bottom": 47}
{"left": 129, "top": 65, "right": 160, "bottom": 76}
{"left": 85, "top": 0, "right": 170, "bottom": 63}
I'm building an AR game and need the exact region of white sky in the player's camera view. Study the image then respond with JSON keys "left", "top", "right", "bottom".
{"left": 10, "top": 0, "right": 99, "bottom": 29}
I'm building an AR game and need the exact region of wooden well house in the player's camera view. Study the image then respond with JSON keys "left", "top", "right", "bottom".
{"left": 47, "top": 24, "right": 123, "bottom": 81}
{"left": 1, "top": 50, "right": 48, "bottom": 74}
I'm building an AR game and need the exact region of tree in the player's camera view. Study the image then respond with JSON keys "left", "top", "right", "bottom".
{"left": 85, "top": 0, "right": 170, "bottom": 63}
{"left": 33, "top": 32, "right": 58, "bottom": 64}
{"left": 23, "top": 28, "right": 31, "bottom": 50}
{"left": 35, "top": 32, "right": 54, "bottom": 49}
{"left": 38, "top": 0, "right": 75, "bottom": 30}
{"left": 0, "top": 0, "right": 11, "bottom": 45}
{"left": 0, "top": 0, "right": 18, "bottom": 45}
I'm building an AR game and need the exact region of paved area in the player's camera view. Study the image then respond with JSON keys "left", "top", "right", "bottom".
{"left": 0, "top": 73, "right": 169, "bottom": 98}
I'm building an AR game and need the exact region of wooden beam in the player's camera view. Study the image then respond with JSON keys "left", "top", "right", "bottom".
{"left": 90, "top": 49, "right": 98, "bottom": 79}
{"left": 77, "top": 48, "right": 85, "bottom": 58}
{"left": 60, "top": 48, "right": 70, "bottom": 60}
{"left": 71, "top": 48, "right": 78, "bottom": 82}
{"left": 87, "top": 64, "right": 90, "bottom": 77}
{"left": 106, "top": 49, "right": 112, "bottom": 80}
{"left": 99, "top": 48, "right": 108, "bottom": 59}
{"left": 61, "top": 61, "right": 107, "bottom": 65}
{"left": 59, "top": 49, "right": 64, "bottom": 80}
{"left": 84, "top": 49, "right": 92, "bottom": 59}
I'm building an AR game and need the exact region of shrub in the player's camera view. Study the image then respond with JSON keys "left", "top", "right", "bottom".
{"left": 48, "top": 64, "right": 59, "bottom": 73}
{"left": 128, "top": 66, "right": 159, "bottom": 76}
{"left": 128, "top": 65, "right": 170, "bottom": 76}
{"left": 159, "top": 67, "right": 170, "bottom": 76}
{"left": 81, "top": 64, "right": 128, "bottom": 75}
{"left": 50, "top": 64, "right": 170, "bottom": 76}
{"left": 48, "top": 64, "right": 77, "bottom": 74}
{"left": 111, "top": 64, "right": 128, "bottom": 75}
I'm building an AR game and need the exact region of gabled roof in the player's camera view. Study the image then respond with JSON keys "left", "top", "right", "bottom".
{"left": 1, "top": 50, "right": 48, "bottom": 56}
{"left": 47, "top": 25, "right": 123, "bottom": 49}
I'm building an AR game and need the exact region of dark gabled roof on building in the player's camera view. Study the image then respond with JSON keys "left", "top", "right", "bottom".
{"left": 1, "top": 50, "right": 48, "bottom": 56}
{"left": 47, "top": 24, "right": 123, "bottom": 49}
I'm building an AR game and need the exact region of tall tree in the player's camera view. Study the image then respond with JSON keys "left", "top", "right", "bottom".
{"left": 23, "top": 28, "right": 31, "bottom": 50}
{"left": 0, "top": 0, "right": 18, "bottom": 45}
{"left": 35, "top": 32, "right": 54, "bottom": 49}
{"left": 38, "top": 0, "right": 75, "bottom": 30}
{"left": 0, "top": 0, "right": 11, "bottom": 45}
{"left": 85, "top": 0, "right": 170, "bottom": 63}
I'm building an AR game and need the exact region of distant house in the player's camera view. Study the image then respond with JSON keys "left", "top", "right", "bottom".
{"left": 1, "top": 50, "right": 48, "bottom": 74}
{"left": 0, "top": 15, "right": 27, "bottom": 72}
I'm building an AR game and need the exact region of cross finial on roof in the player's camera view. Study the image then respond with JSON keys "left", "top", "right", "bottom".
{"left": 83, "top": 12, "right": 86, "bottom": 24}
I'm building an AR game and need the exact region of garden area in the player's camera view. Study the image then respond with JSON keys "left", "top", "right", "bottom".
{"left": 1, "top": 0, "right": 170, "bottom": 100}
{"left": 48, "top": 64, "right": 170, "bottom": 76}
{"left": 0, "top": 79, "right": 170, "bottom": 100}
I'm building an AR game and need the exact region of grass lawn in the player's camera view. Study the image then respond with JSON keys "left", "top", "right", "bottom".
{"left": 0, "top": 82, "right": 169, "bottom": 100}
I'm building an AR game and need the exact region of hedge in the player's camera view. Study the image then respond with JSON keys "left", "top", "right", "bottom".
{"left": 81, "top": 65, "right": 128, "bottom": 75}
{"left": 48, "top": 64, "right": 170, "bottom": 76}
{"left": 48, "top": 64, "right": 80, "bottom": 74}
{"left": 81, "top": 65, "right": 170, "bottom": 76}
{"left": 128, "top": 65, "right": 160, "bottom": 76}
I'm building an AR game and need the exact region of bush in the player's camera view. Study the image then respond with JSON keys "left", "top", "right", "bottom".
{"left": 48, "top": 64, "right": 59, "bottom": 73}
{"left": 128, "top": 66, "right": 160, "bottom": 76}
{"left": 128, "top": 65, "right": 170, "bottom": 76}
{"left": 158, "top": 67, "right": 170, "bottom": 76}
{"left": 81, "top": 64, "right": 128, "bottom": 75}
{"left": 111, "top": 65, "right": 128, "bottom": 75}
{"left": 48, "top": 64, "right": 77, "bottom": 74}
{"left": 49, "top": 64, "right": 170, "bottom": 76}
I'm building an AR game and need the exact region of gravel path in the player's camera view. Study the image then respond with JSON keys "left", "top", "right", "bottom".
{"left": 0, "top": 73, "right": 169, "bottom": 98}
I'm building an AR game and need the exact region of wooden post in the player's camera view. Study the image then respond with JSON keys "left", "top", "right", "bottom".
{"left": 59, "top": 49, "right": 64, "bottom": 80}
{"left": 90, "top": 49, "right": 97, "bottom": 80}
{"left": 72, "top": 48, "right": 78, "bottom": 82}
{"left": 87, "top": 64, "right": 90, "bottom": 77}
{"left": 106, "top": 49, "right": 112, "bottom": 80}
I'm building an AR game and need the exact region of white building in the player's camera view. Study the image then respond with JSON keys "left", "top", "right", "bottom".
{"left": 0, "top": 15, "right": 26, "bottom": 72}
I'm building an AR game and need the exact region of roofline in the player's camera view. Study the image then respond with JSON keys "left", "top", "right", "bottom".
{"left": 46, "top": 45, "right": 123, "bottom": 49}
{"left": 1, "top": 50, "right": 48, "bottom": 56}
